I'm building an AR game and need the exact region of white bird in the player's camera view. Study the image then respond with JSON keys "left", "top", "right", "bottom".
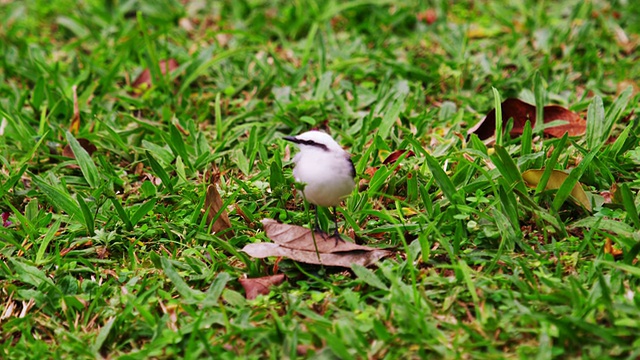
{"left": 284, "top": 130, "right": 356, "bottom": 239}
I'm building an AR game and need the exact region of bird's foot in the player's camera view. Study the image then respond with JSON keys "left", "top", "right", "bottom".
{"left": 331, "top": 230, "right": 345, "bottom": 246}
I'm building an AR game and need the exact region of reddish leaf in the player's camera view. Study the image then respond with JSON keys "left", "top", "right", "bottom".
{"left": 131, "top": 59, "right": 179, "bottom": 95}
{"left": 239, "top": 274, "right": 286, "bottom": 300}
{"left": 416, "top": 9, "right": 437, "bottom": 25}
{"left": 382, "top": 150, "right": 415, "bottom": 165}
{"left": 62, "top": 138, "right": 97, "bottom": 159}
{"left": 468, "top": 98, "right": 586, "bottom": 140}
{"left": 1, "top": 212, "right": 11, "bottom": 227}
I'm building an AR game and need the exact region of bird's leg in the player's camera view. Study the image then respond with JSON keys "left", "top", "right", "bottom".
{"left": 312, "top": 204, "right": 322, "bottom": 234}
{"left": 332, "top": 206, "right": 344, "bottom": 245}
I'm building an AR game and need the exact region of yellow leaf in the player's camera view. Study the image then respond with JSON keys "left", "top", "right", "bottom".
{"left": 522, "top": 169, "right": 592, "bottom": 211}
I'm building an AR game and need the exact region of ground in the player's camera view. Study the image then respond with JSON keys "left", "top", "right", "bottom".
{"left": 1, "top": 0, "right": 640, "bottom": 359}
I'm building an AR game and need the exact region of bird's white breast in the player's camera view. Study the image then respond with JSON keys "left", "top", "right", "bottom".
{"left": 292, "top": 149, "right": 355, "bottom": 207}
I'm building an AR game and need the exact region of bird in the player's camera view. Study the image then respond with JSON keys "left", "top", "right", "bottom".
{"left": 284, "top": 130, "right": 356, "bottom": 241}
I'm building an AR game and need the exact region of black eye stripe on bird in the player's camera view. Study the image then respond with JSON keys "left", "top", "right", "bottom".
{"left": 284, "top": 136, "right": 329, "bottom": 151}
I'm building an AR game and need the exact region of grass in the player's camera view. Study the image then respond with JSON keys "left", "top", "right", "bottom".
{"left": 1, "top": 0, "right": 640, "bottom": 358}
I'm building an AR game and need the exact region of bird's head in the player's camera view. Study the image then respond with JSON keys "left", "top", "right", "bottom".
{"left": 284, "top": 131, "right": 345, "bottom": 153}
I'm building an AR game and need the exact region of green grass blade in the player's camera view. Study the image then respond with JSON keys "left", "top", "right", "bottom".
{"left": 492, "top": 87, "right": 503, "bottom": 146}
{"left": 425, "top": 153, "right": 460, "bottom": 205}
{"left": 378, "top": 97, "right": 403, "bottom": 140}
{"left": 92, "top": 317, "right": 116, "bottom": 355}
{"left": 31, "top": 174, "right": 84, "bottom": 223}
{"left": 146, "top": 150, "right": 174, "bottom": 192}
{"left": 76, "top": 194, "right": 95, "bottom": 236}
{"left": 535, "top": 133, "right": 568, "bottom": 195}
{"left": 490, "top": 145, "right": 527, "bottom": 194}
{"left": 352, "top": 264, "right": 389, "bottom": 291}
{"left": 161, "top": 257, "right": 205, "bottom": 302}
{"left": 533, "top": 71, "right": 546, "bottom": 134}
{"left": 619, "top": 183, "right": 640, "bottom": 229}
{"left": 130, "top": 198, "right": 157, "bottom": 226}
{"left": 66, "top": 131, "right": 100, "bottom": 188}
{"left": 36, "top": 218, "right": 62, "bottom": 265}
{"left": 110, "top": 197, "right": 132, "bottom": 231}
{"left": 585, "top": 96, "right": 605, "bottom": 151}
{"left": 551, "top": 144, "right": 599, "bottom": 212}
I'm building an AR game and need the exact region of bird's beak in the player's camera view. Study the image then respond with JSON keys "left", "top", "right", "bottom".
{"left": 283, "top": 136, "right": 297, "bottom": 143}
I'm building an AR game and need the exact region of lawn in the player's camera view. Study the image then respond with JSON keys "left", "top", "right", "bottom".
{"left": 1, "top": 0, "right": 640, "bottom": 358}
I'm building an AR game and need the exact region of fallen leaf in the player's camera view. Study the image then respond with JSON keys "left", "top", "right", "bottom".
{"left": 62, "top": 138, "right": 97, "bottom": 159}
{"left": 416, "top": 9, "right": 437, "bottom": 25}
{"left": 204, "top": 172, "right": 233, "bottom": 239}
{"left": 262, "top": 219, "right": 379, "bottom": 253}
{"left": 131, "top": 59, "right": 179, "bottom": 96}
{"left": 1, "top": 212, "right": 11, "bottom": 227}
{"left": 604, "top": 238, "right": 624, "bottom": 258}
{"left": 243, "top": 242, "right": 391, "bottom": 268}
{"left": 239, "top": 274, "right": 286, "bottom": 300}
{"left": 70, "top": 85, "right": 80, "bottom": 134}
{"left": 242, "top": 219, "right": 392, "bottom": 267}
{"left": 468, "top": 98, "right": 586, "bottom": 140}
{"left": 382, "top": 150, "right": 415, "bottom": 165}
{"left": 522, "top": 169, "right": 592, "bottom": 211}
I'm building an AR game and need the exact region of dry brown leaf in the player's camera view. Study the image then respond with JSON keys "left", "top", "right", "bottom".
{"left": 131, "top": 59, "right": 179, "bottom": 96}
{"left": 469, "top": 98, "right": 586, "bottom": 140}
{"left": 70, "top": 85, "right": 80, "bottom": 134}
{"left": 62, "top": 138, "right": 97, "bottom": 159}
{"left": 604, "top": 238, "right": 624, "bottom": 258}
{"left": 262, "top": 219, "right": 378, "bottom": 253}
{"left": 204, "top": 173, "right": 232, "bottom": 239}
{"left": 522, "top": 169, "right": 592, "bottom": 211}
{"left": 239, "top": 274, "right": 286, "bottom": 300}
{"left": 242, "top": 219, "right": 392, "bottom": 267}
{"left": 243, "top": 242, "right": 391, "bottom": 268}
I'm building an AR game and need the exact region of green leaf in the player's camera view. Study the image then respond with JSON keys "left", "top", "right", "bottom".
{"left": 619, "top": 183, "right": 640, "bottom": 229}
{"left": 490, "top": 145, "right": 527, "bottom": 194}
{"left": 351, "top": 264, "right": 389, "bottom": 291}
{"left": 202, "top": 272, "right": 232, "bottom": 306}
{"left": 77, "top": 194, "right": 95, "bottom": 236}
{"left": 167, "top": 124, "right": 192, "bottom": 170}
{"left": 92, "top": 317, "right": 116, "bottom": 354}
{"left": 533, "top": 71, "right": 546, "bottom": 134}
{"left": 20, "top": 131, "right": 49, "bottom": 167}
{"left": 492, "top": 87, "right": 503, "bottom": 146}
{"left": 31, "top": 174, "right": 84, "bottom": 223}
{"left": 110, "top": 197, "right": 132, "bottom": 231}
{"left": 425, "top": 153, "right": 460, "bottom": 205}
{"left": 551, "top": 144, "right": 598, "bottom": 212}
{"left": 9, "top": 258, "right": 55, "bottom": 288}
{"left": 161, "top": 257, "right": 205, "bottom": 302}
{"left": 0, "top": 164, "right": 28, "bottom": 197}
{"left": 377, "top": 97, "right": 404, "bottom": 140}
{"left": 599, "top": 260, "right": 640, "bottom": 278}
{"left": 130, "top": 198, "right": 157, "bottom": 226}
{"left": 146, "top": 151, "right": 173, "bottom": 192}
{"left": 179, "top": 46, "right": 254, "bottom": 96}
{"left": 585, "top": 96, "right": 605, "bottom": 151}
{"left": 36, "top": 219, "right": 61, "bottom": 265}
{"left": 65, "top": 131, "right": 100, "bottom": 188}
{"left": 535, "top": 133, "right": 568, "bottom": 195}
{"left": 603, "top": 86, "right": 633, "bottom": 142}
